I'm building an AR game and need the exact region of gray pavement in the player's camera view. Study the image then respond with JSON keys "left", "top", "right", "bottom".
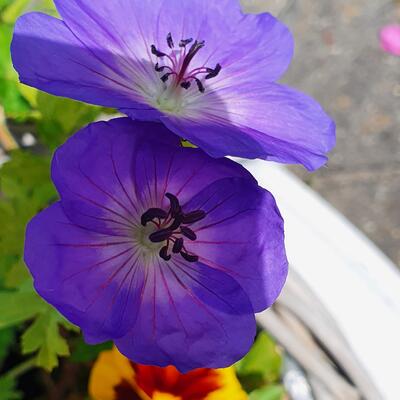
{"left": 245, "top": 0, "right": 400, "bottom": 266}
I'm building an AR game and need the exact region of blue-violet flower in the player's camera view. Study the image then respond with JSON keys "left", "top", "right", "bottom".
{"left": 12, "top": 0, "right": 335, "bottom": 171}
{"left": 24, "top": 118, "right": 288, "bottom": 371}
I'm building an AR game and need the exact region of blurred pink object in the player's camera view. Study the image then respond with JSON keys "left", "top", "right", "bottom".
{"left": 380, "top": 24, "right": 400, "bottom": 56}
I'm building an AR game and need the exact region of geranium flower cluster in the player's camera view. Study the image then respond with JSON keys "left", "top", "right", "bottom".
{"left": 14, "top": 0, "right": 335, "bottom": 371}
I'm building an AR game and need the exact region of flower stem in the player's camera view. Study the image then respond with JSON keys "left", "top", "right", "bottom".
{"left": 5, "top": 357, "right": 37, "bottom": 380}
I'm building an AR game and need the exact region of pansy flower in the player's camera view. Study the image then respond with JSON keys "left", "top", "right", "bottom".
{"left": 24, "top": 118, "right": 287, "bottom": 371}
{"left": 12, "top": 0, "right": 335, "bottom": 171}
{"left": 89, "top": 346, "right": 248, "bottom": 400}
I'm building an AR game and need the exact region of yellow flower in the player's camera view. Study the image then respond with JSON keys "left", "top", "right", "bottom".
{"left": 89, "top": 347, "right": 248, "bottom": 400}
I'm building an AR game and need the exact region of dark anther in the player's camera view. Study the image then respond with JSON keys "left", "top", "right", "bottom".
{"left": 161, "top": 73, "right": 174, "bottom": 83}
{"left": 160, "top": 246, "right": 171, "bottom": 261}
{"left": 168, "top": 214, "right": 183, "bottom": 231}
{"left": 181, "top": 81, "right": 191, "bottom": 90}
{"left": 165, "top": 193, "right": 181, "bottom": 217}
{"left": 195, "top": 78, "right": 205, "bottom": 93}
{"left": 205, "top": 63, "right": 222, "bottom": 80}
{"left": 151, "top": 45, "right": 166, "bottom": 58}
{"left": 172, "top": 238, "right": 184, "bottom": 253}
{"left": 182, "top": 210, "right": 206, "bottom": 224}
{"left": 149, "top": 228, "right": 173, "bottom": 243}
{"left": 141, "top": 208, "right": 168, "bottom": 226}
{"left": 167, "top": 32, "right": 174, "bottom": 49}
{"left": 142, "top": 193, "right": 205, "bottom": 263}
{"left": 179, "top": 38, "right": 193, "bottom": 47}
{"left": 155, "top": 63, "right": 166, "bottom": 72}
{"left": 187, "top": 40, "right": 205, "bottom": 59}
{"left": 180, "top": 251, "right": 199, "bottom": 263}
{"left": 181, "top": 226, "right": 197, "bottom": 241}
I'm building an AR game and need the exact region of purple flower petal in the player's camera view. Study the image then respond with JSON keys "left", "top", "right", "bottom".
{"left": 11, "top": 0, "right": 334, "bottom": 169}
{"left": 53, "top": 0, "right": 293, "bottom": 83}
{"left": 115, "top": 260, "right": 256, "bottom": 372}
{"left": 25, "top": 202, "right": 146, "bottom": 341}
{"left": 11, "top": 11, "right": 161, "bottom": 116}
{"left": 52, "top": 118, "right": 253, "bottom": 234}
{"left": 25, "top": 117, "right": 287, "bottom": 370}
{"left": 161, "top": 82, "right": 336, "bottom": 171}
{"left": 182, "top": 177, "right": 288, "bottom": 312}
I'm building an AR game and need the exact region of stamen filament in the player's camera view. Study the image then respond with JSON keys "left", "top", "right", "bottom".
{"left": 151, "top": 33, "right": 222, "bottom": 94}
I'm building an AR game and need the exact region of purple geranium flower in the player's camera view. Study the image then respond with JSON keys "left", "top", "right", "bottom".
{"left": 24, "top": 118, "right": 287, "bottom": 371}
{"left": 12, "top": 0, "right": 335, "bottom": 171}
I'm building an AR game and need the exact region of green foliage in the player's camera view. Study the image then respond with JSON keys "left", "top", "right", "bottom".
{"left": 0, "top": 0, "right": 105, "bottom": 371}
{"left": 0, "top": 376, "right": 21, "bottom": 400}
{"left": 0, "top": 23, "right": 30, "bottom": 119}
{"left": 0, "top": 0, "right": 13, "bottom": 13}
{"left": 0, "top": 150, "right": 55, "bottom": 265}
{"left": 0, "top": 280, "right": 78, "bottom": 371}
{"left": 1, "top": 0, "right": 30, "bottom": 23}
{"left": 249, "top": 385, "right": 286, "bottom": 400}
{"left": 0, "top": 328, "right": 15, "bottom": 364}
{"left": 237, "top": 332, "right": 283, "bottom": 394}
{"left": 237, "top": 332, "right": 282, "bottom": 381}
{"left": 70, "top": 338, "right": 113, "bottom": 363}
{"left": 0, "top": 149, "right": 79, "bottom": 371}
{"left": 35, "top": 92, "right": 102, "bottom": 149}
{"left": 0, "top": 285, "right": 45, "bottom": 330}
{"left": 21, "top": 307, "right": 77, "bottom": 371}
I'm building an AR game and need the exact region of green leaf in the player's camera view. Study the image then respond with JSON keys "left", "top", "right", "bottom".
{"left": 236, "top": 332, "right": 283, "bottom": 392}
{"left": 0, "top": 288, "right": 45, "bottom": 329}
{"left": 18, "top": 84, "right": 38, "bottom": 109}
{"left": 249, "top": 385, "right": 286, "bottom": 400}
{"left": 0, "top": 276, "right": 77, "bottom": 371}
{"left": 0, "top": 0, "right": 13, "bottom": 12}
{"left": 0, "top": 23, "right": 30, "bottom": 118}
{"left": 0, "top": 327, "right": 15, "bottom": 363}
{"left": 0, "top": 150, "right": 53, "bottom": 199}
{"left": 236, "top": 332, "right": 282, "bottom": 382}
{"left": 4, "top": 259, "right": 30, "bottom": 289}
{"left": 1, "top": 0, "right": 30, "bottom": 23}
{"left": 70, "top": 338, "right": 113, "bottom": 363}
{"left": 0, "top": 150, "right": 56, "bottom": 261}
{"left": 0, "top": 376, "right": 21, "bottom": 400}
{"left": 35, "top": 92, "right": 102, "bottom": 149}
{"left": 21, "top": 306, "right": 77, "bottom": 371}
